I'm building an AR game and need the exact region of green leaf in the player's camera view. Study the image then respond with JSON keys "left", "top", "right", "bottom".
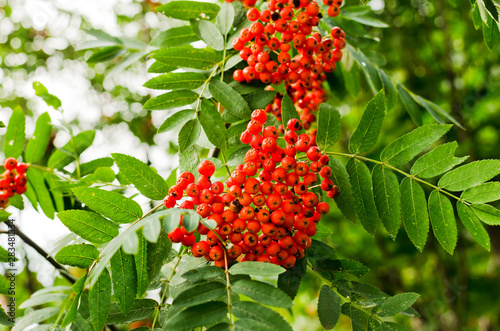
{"left": 112, "top": 153, "right": 169, "bottom": 200}
{"left": 483, "top": 0, "right": 499, "bottom": 21}
{"left": 195, "top": 20, "right": 225, "bottom": 51}
{"left": 106, "top": 299, "right": 157, "bottom": 325}
{"left": 147, "top": 229, "right": 173, "bottom": 280}
{"left": 349, "top": 90, "right": 386, "bottom": 153}
{"left": 11, "top": 307, "right": 59, "bottom": 331}
{"left": 372, "top": 164, "right": 401, "bottom": 238}
{"left": 343, "top": 12, "right": 389, "bottom": 28}
{"left": 163, "top": 301, "right": 228, "bottom": 330}
{"left": 230, "top": 261, "right": 286, "bottom": 277}
{"left": 0, "top": 305, "right": 13, "bottom": 326}
{"left": 377, "top": 293, "right": 420, "bottom": 317}
{"left": 307, "top": 240, "right": 337, "bottom": 265}
{"left": 55, "top": 244, "right": 98, "bottom": 268}
{"left": 457, "top": 202, "right": 490, "bottom": 250}
{"left": 0, "top": 246, "right": 12, "bottom": 262}
{"left": 346, "top": 158, "right": 380, "bottom": 235}
{"left": 3, "top": 106, "right": 25, "bottom": 158}
{"left": 428, "top": 191, "right": 457, "bottom": 254}
{"left": 148, "top": 60, "right": 177, "bottom": 73}
{"left": 347, "top": 46, "right": 382, "bottom": 94}
{"left": 232, "top": 301, "right": 293, "bottom": 331}
{"left": 471, "top": 204, "right": 500, "bottom": 225}
{"left": 381, "top": 322, "right": 411, "bottom": 331}
{"left": 157, "top": 1, "right": 220, "bottom": 21}
{"left": 48, "top": 130, "right": 96, "bottom": 170}
{"left": 89, "top": 268, "right": 112, "bottom": 331}
{"left": 179, "top": 145, "right": 200, "bottom": 175}
{"left": 329, "top": 157, "right": 359, "bottom": 223}
{"left": 438, "top": 160, "right": 500, "bottom": 191}
{"left": 57, "top": 210, "right": 119, "bottom": 244}
{"left": 72, "top": 187, "right": 142, "bottom": 223}
{"left": 210, "top": 79, "right": 251, "bottom": 120}
{"left": 158, "top": 109, "right": 196, "bottom": 134}
{"left": 173, "top": 282, "right": 226, "bottom": 307}
{"left": 144, "top": 72, "right": 206, "bottom": 90}
{"left": 483, "top": 16, "right": 500, "bottom": 50}
{"left": 181, "top": 212, "right": 200, "bottom": 232}
{"left": 415, "top": 96, "right": 465, "bottom": 130}
{"left": 150, "top": 26, "right": 198, "bottom": 47}
{"left": 24, "top": 112, "right": 52, "bottom": 163}
{"left": 472, "top": 3, "right": 483, "bottom": 30}
{"left": 178, "top": 118, "right": 202, "bottom": 152}
{"left": 199, "top": 99, "right": 228, "bottom": 150}
{"left": 87, "top": 45, "right": 126, "bottom": 62}
{"left": 314, "top": 259, "right": 370, "bottom": 279}
{"left": 397, "top": 84, "right": 422, "bottom": 126}
{"left": 182, "top": 266, "right": 225, "bottom": 282}
{"left": 380, "top": 124, "right": 452, "bottom": 166}
{"left": 411, "top": 141, "right": 468, "bottom": 178}
{"left": 79, "top": 157, "right": 114, "bottom": 177}
{"left": 232, "top": 279, "right": 293, "bottom": 308}
{"left": 244, "top": 90, "right": 276, "bottom": 110}
{"left": 153, "top": 45, "right": 219, "bottom": 70}
{"left": 143, "top": 90, "right": 198, "bottom": 111}
{"left": 281, "top": 94, "right": 302, "bottom": 131}
{"left": 143, "top": 217, "right": 161, "bottom": 242}
{"left": 217, "top": 2, "right": 235, "bottom": 35}
{"left": 462, "top": 182, "right": 500, "bottom": 203}
{"left": 316, "top": 103, "right": 341, "bottom": 151}
{"left": 318, "top": 285, "right": 341, "bottom": 330}
{"left": 111, "top": 248, "right": 137, "bottom": 315}
{"left": 227, "top": 146, "right": 251, "bottom": 167}
{"left": 400, "top": 178, "right": 429, "bottom": 251}
{"left": 378, "top": 69, "right": 397, "bottom": 110}
{"left": 19, "top": 293, "right": 67, "bottom": 309}
{"left": 0, "top": 210, "right": 11, "bottom": 223}
{"left": 62, "top": 284, "right": 84, "bottom": 327}
{"left": 135, "top": 231, "right": 149, "bottom": 296}
{"left": 33, "top": 81, "right": 62, "bottom": 109}
{"left": 27, "top": 168, "right": 56, "bottom": 219}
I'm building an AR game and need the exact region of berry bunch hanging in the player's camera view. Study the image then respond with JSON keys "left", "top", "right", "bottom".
{"left": 163, "top": 109, "right": 339, "bottom": 268}
{"left": 0, "top": 158, "right": 28, "bottom": 208}
{"left": 231, "top": 0, "right": 346, "bottom": 131}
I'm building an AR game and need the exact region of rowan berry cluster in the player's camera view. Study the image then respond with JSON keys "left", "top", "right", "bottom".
{"left": 164, "top": 109, "right": 339, "bottom": 268}
{"left": 231, "top": 0, "right": 346, "bottom": 131}
{"left": 0, "top": 158, "right": 28, "bottom": 208}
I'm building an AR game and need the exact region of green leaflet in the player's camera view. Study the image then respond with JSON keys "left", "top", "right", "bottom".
{"left": 377, "top": 292, "right": 420, "bottom": 317}
{"left": 316, "top": 103, "right": 341, "bottom": 152}
{"left": 380, "top": 124, "right": 452, "bottom": 166}
{"left": 134, "top": 230, "right": 149, "bottom": 296}
{"left": 158, "top": 109, "right": 196, "bottom": 134}
{"left": 146, "top": 229, "right": 173, "bottom": 281}
{"left": 157, "top": 1, "right": 220, "bottom": 21}
{"left": 199, "top": 99, "right": 228, "bottom": 150}
{"left": 349, "top": 90, "right": 386, "bottom": 154}
{"left": 110, "top": 248, "right": 137, "bottom": 315}
{"left": 25, "top": 112, "right": 52, "bottom": 163}
{"left": 179, "top": 145, "right": 200, "bottom": 175}
{"left": 153, "top": 45, "right": 219, "bottom": 70}
{"left": 438, "top": 160, "right": 500, "bottom": 191}
{"left": 346, "top": 158, "right": 379, "bottom": 235}
{"left": 210, "top": 79, "right": 251, "bottom": 120}
{"left": 372, "top": 164, "right": 401, "bottom": 238}
{"left": 72, "top": 187, "right": 142, "bottom": 223}
{"left": 4, "top": 106, "right": 26, "bottom": 159}
{"left": 172, "top": 282, "right": 226, "bottom": 307}
{"left": 329, "top": 157, "right": 358, "bottom": 223}
{"left": 19, "top": 293, "right": 67, "bottom": 309}
{"left": 55, "top": 244, "right": 99, "bottom": 268}
{"left": 229, "top": 261, "right": 286, "bottom": 277}
{"left": 457, "top": 202, "right": 491, "bottom": 251}
{"left": 87, "top": 45, "right": 126, "bottom": 62}
{"left": 281, "top": 94, "right": 302, "bottom": 132}
{"left": 216, "top": 2, "right": 235, "bottom": 35}
{"left": 232, "top": 279, "right": 293, "bottom": 308}
{"left": 378, "top": 69, "right": 397, "bottom": 110}
{"left": 163, "top": 301, "right": 228, "bottom": 331}
{"left": 79, "top": 157, "right": 114, "bottom": 177}
{"left": 112, "top": 153, "right": 169, "bottom": 200}
{"left": 106, "top": 299, "right": 157, "bottom": 325}
{"left": 232, "top": 301, "right": 293, "bottom": 331}
{"left": 11, "top": 307, "right": 59, "bottom": 331}
{"left": 27, "top": 168, "right": 56, "bottom": 219}
{"left": 182, "top": 266, "right": 225, "bottom": 282}
{"left": 317, "top": 285, "right": 341, "bottom": 330}
{"left": 347, "top": 46, "right": 382, "bottom": 95}
{"left": 57, "top": 210, "right": 119, "bottom": 244}
{"left": 400, "top": 178, "right": 429, "bottom": 251}
{"left": 313, "top": 258, "right": 370, "bottom": 279}
{"left": 483, "top": 15, "right": 500, "bottom": 51}
{"left": 461, "top": 182, "right": 500, "bottom": 203}
{"left": 143, "top": 72, "right": 206, "bottom": 90}
{"left": 48, "top": 130, "right": 96, "bottom": 170}
{"left": 148, "top": 60, "right": 177, "bottom": 73}
{"left": 33, "top": 81, "right": 61, "bottom": 109}
{"left": 89, "top": 268, "right": 112, "bottom": 331}
{"left": 244, "top": 90, "right": 277, "bottom": 110}
{"left": 150, "top": 26, "right": 199, "bottom": 47}
{"left": 143, "top": 90, "right": 198, "bottom": 111}
{"left": 277, "top": 257, "right": 307, "bottom": 300}
{"left": 397, "top": 84, "right": 422, "bottom": 126}
{"left": 415, "top": 96, "right": 465, "bottom": 130}
{"left": 411, "top": 141, "right": 468, "bottom": 178}
{"left": 428, "top": 191, "right": 457, "bottom": 254}
{"left": 178, "top": 118, "right": 202, "bottom": 152}
{"left": 192, "top": 20, "right": 225, "bottom": 51}
{"left": 307, "top": 240, "right": 337, "bottom": 265}
{"left": 471, "top": 204, "right": 500, "bottom": 225}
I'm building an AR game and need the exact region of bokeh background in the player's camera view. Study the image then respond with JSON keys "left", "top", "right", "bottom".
{"left": 1, "top": 0, "right": 499, "bottom": 330}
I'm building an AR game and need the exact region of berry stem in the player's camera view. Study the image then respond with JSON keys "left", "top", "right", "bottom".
{"left": 221, "top": 149, "right": 232, "bottom": 177}
{"left": 325, "top": 152, "right": 468, "bottom": 205}
{"left": 223, "top": 248, "right": 234, "bottom": 330}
